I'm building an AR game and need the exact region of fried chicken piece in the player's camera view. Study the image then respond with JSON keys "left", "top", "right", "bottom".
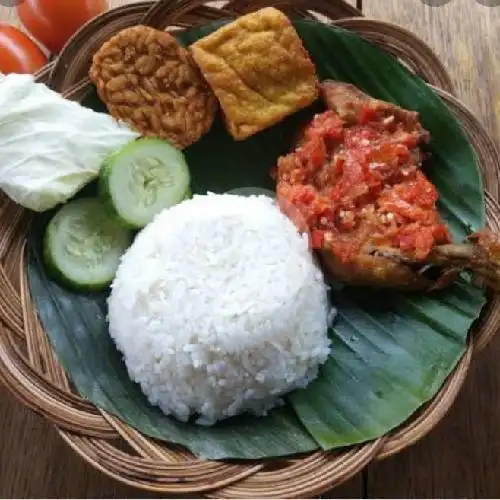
{"left": 321, "top": 80, "right": 430, "bottom": 167}
{"left": 189, "top": 7, "right": 319, "bottom": 141}
{"left": 275, "top": 80, "right": 500, "bottom": 291}
{"left": 321, "top": 81, "right": 428, "bottom": 135}
{"left": 371, "top": 229, "right": 500, "bottom": 290}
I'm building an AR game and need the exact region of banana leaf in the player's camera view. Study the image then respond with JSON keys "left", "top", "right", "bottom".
{"left": 27, "top": 20, "right": 486, "bottom": 460}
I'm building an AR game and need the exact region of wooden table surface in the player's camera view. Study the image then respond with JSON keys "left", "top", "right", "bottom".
{"left": 1, "top": 0, "right": 500, "bottom": 497}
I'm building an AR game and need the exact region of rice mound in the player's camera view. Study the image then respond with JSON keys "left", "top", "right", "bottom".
{"left": 108, "top": 193, "right": 331, "bottom": 425}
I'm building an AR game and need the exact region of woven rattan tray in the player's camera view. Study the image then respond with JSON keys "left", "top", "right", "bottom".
{"left": 1, "top": 0, "right": 500, "bottom": 497}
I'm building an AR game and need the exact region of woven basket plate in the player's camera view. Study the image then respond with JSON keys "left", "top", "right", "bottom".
{"left": 1, "top": 0, "right": 500, "bottom": 497}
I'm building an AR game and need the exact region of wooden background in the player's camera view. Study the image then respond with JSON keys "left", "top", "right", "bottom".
{"left": 1, "top": 0, "right": 500, "bottom": 497}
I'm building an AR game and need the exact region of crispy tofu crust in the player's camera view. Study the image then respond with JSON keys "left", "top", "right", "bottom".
{"left": 189, "top": 7, "right": 319, "bottom": 141}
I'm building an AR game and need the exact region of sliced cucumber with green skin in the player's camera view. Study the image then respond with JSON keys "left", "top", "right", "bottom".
{"left": 99, "top": 138, "right": 191, "bottom": 229}
{"left": 44, "top": 198, "right": 133, "bottom": 292}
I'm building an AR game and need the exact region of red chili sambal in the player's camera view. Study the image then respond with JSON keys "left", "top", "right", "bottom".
{"left": 275, "top": 105, "right": 451, "bottom": 263}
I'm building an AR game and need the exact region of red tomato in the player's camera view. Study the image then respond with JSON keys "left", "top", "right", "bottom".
{"left": 310, "top": 230, "right": 324, "bottom": 249}
{"left": 18, "top": 0, "right": 107, "bottom": 54}
{"left": 0, "top": 24, "right": 47, "bottom": 74}
{"left": 358, "top": 104, "right": 378, "bottom": 125}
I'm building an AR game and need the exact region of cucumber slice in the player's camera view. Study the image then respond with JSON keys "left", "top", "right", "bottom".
{"left": 99, "top": 138, "right": 191, "bottom": 229}
{"left": 44, "top": 198, "right": 133, "bottom": 291}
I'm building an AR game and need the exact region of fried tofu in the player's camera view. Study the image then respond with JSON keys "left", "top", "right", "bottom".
{"left": 189, "top": 7, "right": 319, "bottom": 141}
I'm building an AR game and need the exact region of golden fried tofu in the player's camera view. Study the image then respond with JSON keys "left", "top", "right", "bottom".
{"left": 189, "top": 7, "right": 319, "bottom": 141}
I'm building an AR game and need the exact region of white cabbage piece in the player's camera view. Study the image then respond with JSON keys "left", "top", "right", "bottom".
{"left": 0, "top": 73, "right": 140, "bottom": 212}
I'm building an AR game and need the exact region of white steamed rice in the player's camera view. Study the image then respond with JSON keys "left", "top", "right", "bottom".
{"left": 108, "top": 193, "right": 331, "bottom": 425}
